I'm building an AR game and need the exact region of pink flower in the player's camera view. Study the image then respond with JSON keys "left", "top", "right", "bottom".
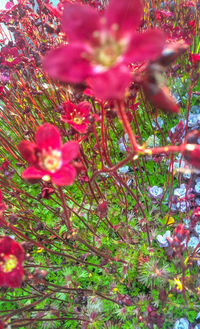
{"left": 18, "top": 123, "right": 79, "bottom": 186}
{"left": 62, "top": 101, "right": 90, "bottom": 133}
{"left": 0, "top": 236, "right": 25, "bottom": 288}
{"left": 44, "top": 0, "right": 165, "bottom": 100}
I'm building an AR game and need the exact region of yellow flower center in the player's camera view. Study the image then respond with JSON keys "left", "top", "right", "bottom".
{"left": 41, "top": 149, "right": 62, "bottom": 173}
{"left": 73, "top": 115, "right": 84, "bottom": 125}
{"left": 94, "top": 30, "right": 127, "bottom": 68}
{"left": 70, "top": 109, "right": 84, "bottom": 125}
{"left": 1, "top": 254, "right": 18, "bottom": 273}
{"left": 6, "top": 56, "right": 15, "bottom": 63}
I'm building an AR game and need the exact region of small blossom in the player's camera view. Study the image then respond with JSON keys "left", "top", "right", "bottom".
{"left": 1, "top": 46, "right": 21, "bottom": 67}
{"left": 18, "top": 123, "right": 79, "bottom": 186}
{"left": 62, "top": 101, "right": 91, "bottom": 133}
{"left": 0, "top": 236, "right": 25, "bottom": 288}
{"left": 174, "top": 277, "right": 183, "bottom": 291}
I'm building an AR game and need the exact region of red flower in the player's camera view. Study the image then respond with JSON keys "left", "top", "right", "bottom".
{"left": 0, "top": 320, "right": 4, "bottom": 329}
{"left": 18, "top": 123, "right": 79, "bottom": 186}
{"left": 0, "top": 159, "right": 10, "bottom": 171}
{"left": 44, "top": 0, "right": 165, "bottom": 100}
{"left": 1, "top": 47, "right": 20, "bottom": 67}
{"left": 62, "top": 101, "right": 90, "bottom": 133}
{"left": 0, "top": 236, "right": 25, "bottom": 288}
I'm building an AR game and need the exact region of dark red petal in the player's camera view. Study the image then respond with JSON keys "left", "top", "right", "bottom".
{"left": 43, "top": 45, "right": 93, "bottom": 83}
{"left": 88, "top": 65, "right": 131, "bottom": 100}
{"left": 62, "top": 141, "right": 79, "bottom": 163}
{"left": 72, "top": 123, "right": 88, "bottom": 134}
{"left": 51, "top": 165, "right": 77, "bottom": 186}
{"left": 4, "top": 266, "right": 24, "bottom": 288}
{"left": 0, "top": 272, "right": 6, "bottom": 287}
{"left": 62, "top": 101, "right": 75, "bottom": 119}
{"left": 10, "top": 239, "right": 25, "bottom": 262}
{"left": 105, "top": 0, "right": 143, "bottom": 38}
{"left": 62, "top": 3, "right": 101, "bottom": 44}
{"left": 22, "top": 167, "right": 46, "bottom": 181}
{"left": 184, "top": 144, "right": 200, "bottom": 169}
{"left": 77, "top": 101, "right": 91, "bottom": 115}
{"left": 36, "top": 124, "right": 61, "bottom": 151}
{"left": 18, "top": 140, "right": 38, "bottom": 165}
{"left": 143, "top": 84, "right": 180, "bottom": 114}
{"left": 0, "top": 236, "right": 12, "bottom": 254}
{"left": 125, "top": 30, "right": 166, "bottom": 63}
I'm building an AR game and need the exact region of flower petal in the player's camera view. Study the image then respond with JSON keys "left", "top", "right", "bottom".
{"left": 0, "top": 236, "right": 12, "bottom": 254}
{"left": 62, "top": 141, "right": 79, "bottom": 163}
{"left": 36, "top": 124, "right": 61, "bottom": 151}
{"left": 43, "top": 45, "right": 93, "bottom": 83}
{"left": 11, "top": 240, "right": 25, "bottom": 262}
{"left": 88, "top": 65, "right": 131, "bottom": 100}
{"left": 62, "top": 101, "right": 75, "bottom": 119}
{"left": 72, "top": 123, "right": 88, "bottom": 134}
{"left": 125, "top": 30, "right": 166, "bottom": 63}
{"left": 22, "top": 167, "right": 46, "bottom": 181}
{"left": 105, "top": 0, "right": 143, "bottom": 38}
{"left": 51, "top": 165, "right": 77, "bottom": 186}
{"left": 18, "top": 140, "right": 38, "bottom": 165}
{"left": 62, "top": 3, "right": 101, "bottom": 44}
{"left": 4, "top": 266, "right": 24, "bottom": 288}
{"left": 77, "top": 101, "right": 91, "bottom": 115}
{"left": 0, "top": 272, "right": 6, "bottom": 287}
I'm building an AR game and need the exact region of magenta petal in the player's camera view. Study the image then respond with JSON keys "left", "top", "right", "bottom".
{"left": 72, "top": 123, "right": 88, "bottom": 134}
{"left": 36, "top": 124, "right": 61, "bottom": 151}
{"left": 5, "top": 267, "right": 24, "bottom": 288}
{"left": 88, "top": 66, "right": 131, "bottom": 100}
{"left": 51, "top": 165, "right": 77, "bottom": 186}
{"left": 43, "top": 45, "right": 93, "bottom": 83}
{"left": 0, "top": 236, "right": 12, "bottom": 254}
{"left": 22, "top": 167, "right": 46, "bottom": 180}
{"left": 62, "top": 141, "right": 79, "bottom": 163}
{"left": 62, "top": 101, "right": 75, "bottom": 119}
{"left": 105, "top": 0, "right": 143, "bottom": 38}
{"left": 18, "top": 140, "right": 38, "bottom": 165}
{"left": 125, "top": 30, "right": 166, "bottom": 63}
{"left": 77, "top": 101, "right": 91, "bottom": 115}
{"left": 0, "top": 272, "right": 6, "bottom": 287}
{"left": 11, "top": 241, "right": 25, "bottom": 262}
{"left": 62, "top": 3, "right": 101, "bottom": 44}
